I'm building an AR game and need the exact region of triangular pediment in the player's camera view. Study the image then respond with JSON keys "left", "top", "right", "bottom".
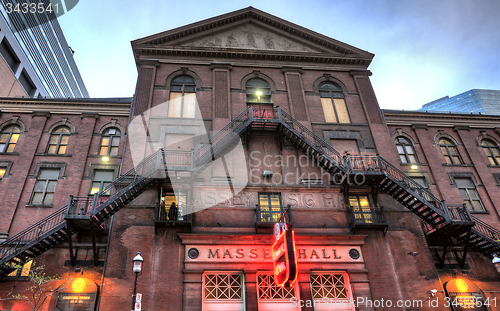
{"left": 178, "top": 22, "right": 324, "bottom": 53}
{"left": 132, "top": 7, "right": 374, "bottom": 66}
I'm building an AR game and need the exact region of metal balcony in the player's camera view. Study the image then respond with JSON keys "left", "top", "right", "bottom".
{"left": 347, "top": 205, "right": 388, "bottom": 235}
{"left": 154, "top": 202, "right": 192, "bottom": 233}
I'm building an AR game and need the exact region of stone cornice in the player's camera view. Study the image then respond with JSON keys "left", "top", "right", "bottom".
{"left": 178, "top": 233, "right": 366, "bottom": 245}
{"left": 134, "top": 47, "right": 372, "bottom": 67}
{"left": 0, "top": 99, "right": 131, "bottom": 116}
{"left": 383, "top": 110, "right": 500, "bottom": 129}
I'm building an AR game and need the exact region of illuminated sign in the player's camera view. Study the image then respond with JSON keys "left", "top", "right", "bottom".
{"left": 445, "top": 278, "right": 488, "bottom": 311}
{"left": 56, "top": 293, "right": 95, "bottom": 310}
{"left": 272, "top": 223, "right": 298, "bottom": 287}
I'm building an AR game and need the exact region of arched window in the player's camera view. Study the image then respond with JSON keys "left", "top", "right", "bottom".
{"left": 47, "top": 126, "right": 70, "bottom": 154}
{"left": 395, "top": 136, "right": 418, "bottom": 163}
{"left": 0, "top": 125, "right": 20, "bottom": 153}
{"left": 481, "top": 139, "right": 500, "bottom": 165}
{"left": 246, "top": 78, "right": 272, "bottom": 104}
{"left": 99, "top": 128, "right": 121, "bottom": 156}
{"left": 438, "top": 138, "right": 463, "bottom": 164}
{"left": 319, "top": 82, "right": 350, "bottom": 123}
{"left": 168, "top": 75, "right": 196, "bottom": 118}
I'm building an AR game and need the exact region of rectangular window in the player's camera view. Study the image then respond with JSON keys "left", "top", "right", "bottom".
{"left": 168, "top": 92, "right": 196, "bottom": 118}
{"left": 321, "top": 98, "right": 350, "bottom": 123}
{"left": 0, "top": 38, "right": 20, "bottom": 73}
{"left": 257, "top": 273, "right": 300, "bottom": 310}
{"left": 258, "top": 193, "right": 282, "bottom": 223}
{"left": 0, "top": 167, "right": 6, "bottom": 178}
{"left": 7, "top": 259, "right": 32, "bottom": 278}
{"left": 203, "top": 272, "right": 245, "bottom": 311}
{"left": 309, "top": 272, "right": 354, "bottom": 311}
{"left": 31, "top": 169, "right": 60, "bottom": 205}
{"left": 349, "top": 195, "right": 373, "bottom": 224}
{"left": 90, "top": 170, "right": 114, "bottom": 195}
{"left": 455, "top": 177, "right": 485, "bottom": 211}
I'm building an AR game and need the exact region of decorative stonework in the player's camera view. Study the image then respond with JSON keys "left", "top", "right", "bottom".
{"left": 183, "top": 24, "right": 320, "bottom": 53}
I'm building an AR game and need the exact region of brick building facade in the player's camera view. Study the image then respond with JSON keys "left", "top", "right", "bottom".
{"left": 0, "top": 7, "right": 498, "bottom": 311}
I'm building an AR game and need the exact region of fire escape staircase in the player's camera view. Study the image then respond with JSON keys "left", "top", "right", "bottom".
{"left": 0, "top": 106, "right": 498, "bottom": 277}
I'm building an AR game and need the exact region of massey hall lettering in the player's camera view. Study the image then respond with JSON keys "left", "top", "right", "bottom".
{"left": 207, "top": 248, "right": 342, "bottom": 260}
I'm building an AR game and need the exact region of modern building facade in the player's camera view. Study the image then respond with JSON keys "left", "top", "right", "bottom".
{"left": 0, "top": 2, "right": 88, "bottom": 98}
{"left": 0, "top": 7, "right": 499, "bottom": 311}
{"left": 419, "top": 89, "right": 500, "bottom": 115}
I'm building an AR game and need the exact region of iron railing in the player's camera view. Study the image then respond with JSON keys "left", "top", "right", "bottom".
{"left": 252, "top": 105, "right": 277, "bottom": 119}
{"left": 471, "top": 216, "right": 500, "bottom": 244}
{"left": 66, "top": 196, "right": 94, "bottom": 216}
{"left": 0, "top": 206, "right": 67, "bottom": 261}
{"left": 377, "top": 156, "right": 447, "bottom": 216}
{"left": 348, "top": 155, "right": 380, "bottom": 172}
{"left": 195, "top": 108, "right": 251, "bottom": 166}
{"left": 156, "top": 202, "right": 191, "bottom": 222}
{"left": 92, "top": 150, "right": 161, "bottom": 216}
{"left": 279, "top": 108, "right": 346, "bottom": 172}
{"left": 447, "top": 204, "right": 474, "bottom": 223}
{"left": 162, "top": 150, "right": 192, "bottom": 168}
{"left": 347, "top": 205, "right": 388, "bottom": 225}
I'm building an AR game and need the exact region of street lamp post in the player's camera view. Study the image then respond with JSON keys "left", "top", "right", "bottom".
{"left": 131, "top": 252, "right": 143, "bottom": 311}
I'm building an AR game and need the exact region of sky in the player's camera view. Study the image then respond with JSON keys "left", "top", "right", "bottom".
{"left": 56, "top": 0, "right": 500, "bottom": 110}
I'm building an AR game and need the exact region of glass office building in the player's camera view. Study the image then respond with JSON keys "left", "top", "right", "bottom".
{"left": 0, "top": 1, "right": 88, "bottom": 98}
{"left": 419, "top": 89, "right": 500, "bottom": 115}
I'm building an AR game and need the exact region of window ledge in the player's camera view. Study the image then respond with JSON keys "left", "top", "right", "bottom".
{"left": 87, "top": 155, "right": 122, "bottom": 158}
{"left": 442, "top": 163, "right": 473, "bottom": 167}
{"left": 311, "top": 122, "right": 369, "bottom": 126}
{"left": 0, "top": 152, "right": 20, "bottom": 156}
{"left": 35, "top": 153, "right": 72, "bottom": 157}
{"left": 486, "top": 165, "right": 500, "bottom": 168}
{"left": 399, "top": 163, "right": 428, "bottom": 166}
{"left": 25, "top": 204, "right": 53, "bottom": 208}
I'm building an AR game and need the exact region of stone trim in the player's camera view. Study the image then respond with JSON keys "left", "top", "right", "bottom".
{"left": 210, "top": 62, "right": 233, "bottom": 70}
{"left": 281, "top": 66, "right": 303, "bottom": 73}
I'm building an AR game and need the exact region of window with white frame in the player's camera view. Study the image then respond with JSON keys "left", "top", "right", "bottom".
{"left": 99, "top": 128, "right": 121, "bottom": 156}
{"left": 309, "top": 272, "right": 354, "bottom": 311}
{"left": 203, "top": 271, "right": 245, "bottom": 311}
{"left": 257, "top": 273, "right": 300, "bottom": 311}
{"left": 395, "top": 136, "right": 418, "bottom": 164}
